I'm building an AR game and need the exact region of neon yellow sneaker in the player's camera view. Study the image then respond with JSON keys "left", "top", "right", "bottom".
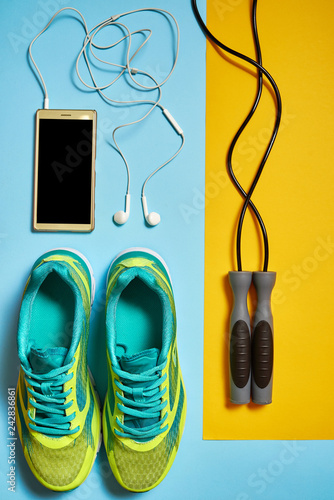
{"left": 16, "top": 248, "right": 101, "bottom": 491}
{"left": 103, "top": 248, "right": 187, "bottom": 492}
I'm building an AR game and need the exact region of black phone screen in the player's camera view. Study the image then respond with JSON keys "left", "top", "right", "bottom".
{"left": 36, "top": 118, "right": 93, "bottom": 224}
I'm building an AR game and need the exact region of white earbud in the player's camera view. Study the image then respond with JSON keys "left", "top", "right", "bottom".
{"left": 114, "top": 194, "right": 130, "bottom": 224}
{"left": 142, "top": 195, "right": 160, "bottom": 226}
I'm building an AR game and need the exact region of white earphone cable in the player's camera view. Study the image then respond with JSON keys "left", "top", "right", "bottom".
{"left": 29, "top": 7, "right": 89, "bottom": 109}
{"left": 28, "top": 7, "right": 184, "bottom": 224}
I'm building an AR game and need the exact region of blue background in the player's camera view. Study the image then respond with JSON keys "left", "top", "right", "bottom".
{"left": 0, "top": 1, "right": 332, "bottom": 499}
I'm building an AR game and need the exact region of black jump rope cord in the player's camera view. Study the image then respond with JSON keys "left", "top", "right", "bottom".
{"left": 191, "top": 0, "right": 282, "bottom": 272}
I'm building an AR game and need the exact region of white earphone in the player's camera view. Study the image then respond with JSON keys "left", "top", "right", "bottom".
{"left": 29, "top": 7, "right": 184, "bottom": 227}
{"left": 114, "top": 194, "right": 131, "bottom": 225}
{"left": 141, "top": 195, "right": 160, "bottom": 226}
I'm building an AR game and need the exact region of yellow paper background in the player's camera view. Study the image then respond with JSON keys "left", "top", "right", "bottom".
{"left": 204, "top": 0, "right": 334, "bottom": 439}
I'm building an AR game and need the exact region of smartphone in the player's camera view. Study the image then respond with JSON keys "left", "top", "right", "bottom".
{"left": 33, "top": 109, "right": 97, "bottom": 232}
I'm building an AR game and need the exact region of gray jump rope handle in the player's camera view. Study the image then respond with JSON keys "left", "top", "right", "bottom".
{"left": 229, "top": 271, "right": 252, "bottom": 404}
{"left": 251, "top": 271, "right": 276, "bottom": 404}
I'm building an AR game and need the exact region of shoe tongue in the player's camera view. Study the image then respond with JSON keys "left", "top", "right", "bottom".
{"left": 119, "top": 348, "right": 160, "bottom": 374}
{"left": 28, "top": 347, "right": 68, "bottom": 374}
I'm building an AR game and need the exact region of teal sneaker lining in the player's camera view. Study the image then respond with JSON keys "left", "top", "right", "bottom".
{"left": 30, "top": 272, "right": 74, "bottom": 351}
{"left": 17, "top": 261, "right": 86, "bottom": 369}
{"left": 106, "top": 267, "right": 174, "bottom": 367}
{"left": 115, "top": 277, "right": 162, "bottom": 357}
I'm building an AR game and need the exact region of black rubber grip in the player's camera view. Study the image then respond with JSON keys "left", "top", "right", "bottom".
{"left": 230, "top": 320, "right": 251, "bottom": 389}
{"left": 251, "top": 320, "right": 273, "bottom": 389}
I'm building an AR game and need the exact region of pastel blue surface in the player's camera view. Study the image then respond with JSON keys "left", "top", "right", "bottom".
{"left": 0, "top": 1, "right": 332, "bottom": 499}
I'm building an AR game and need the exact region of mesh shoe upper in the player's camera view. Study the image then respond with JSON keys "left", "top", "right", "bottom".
{"left": 16, "top": 249, "right": 100, "bottom": 491}
{"left": 112, "top": 383, "right": 185, "bottom": 491}
{"left": 103, "top": 249, "right": 186, "bottom": 492}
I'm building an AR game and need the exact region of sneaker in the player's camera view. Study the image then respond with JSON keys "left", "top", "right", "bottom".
{"left": 103, "top": 248, "right": 187, "bottom": 492}
{"left": 16, "top": 248, "right": 101, "bottom": 491}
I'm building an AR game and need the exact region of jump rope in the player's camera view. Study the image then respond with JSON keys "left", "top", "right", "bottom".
{"left": 192, "top": 0, "right": 282, "bottom": 404}
{"left": 29, "top": 7, "right": 184, "bottom": 226}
